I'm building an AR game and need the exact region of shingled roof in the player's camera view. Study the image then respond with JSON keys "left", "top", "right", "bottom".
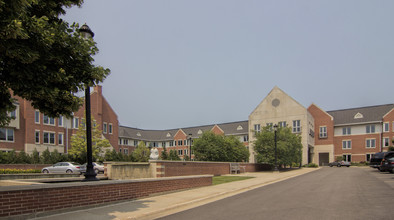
{"left": 119, "top": 120, "right": 249, "bottom": 141}
{"left": 327, "top": 104, "right": 394, "bottom": 126}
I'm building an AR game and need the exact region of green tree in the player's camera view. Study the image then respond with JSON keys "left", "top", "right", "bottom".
{"left": 160, "top": 145, "right": 168, "bottom": 160}
{"left": 40, "top": 148, "right": 51, "bottom": 164}
{"left": 132, "top": 142, "right": 150, "bottom": 162}
{"left": 254, "top": 126, "right": 302, "bottom": 168}
{"left": 31, "top": 148, "right": 40, "bottom": 164}
{"left": 69, "top": 117, "right": 111, "bottom": 164}
{"left": 0, "top": 0, "right": 110, "bottom": 127}
{"left": 168, "top": 149, "right": 181, "bottom": 161}
{"left": 192, "top": 131, "right": 249, "bottom": 162}
{"left": 16, "top": 150, "right": 31, "bottom": 164}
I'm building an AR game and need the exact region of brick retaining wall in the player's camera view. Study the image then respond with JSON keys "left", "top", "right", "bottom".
{"left": 155, "top": 161, "right": 272, "bottom": 177}
{"left": 0, "top": 175, "right": 212, "bottom": 218}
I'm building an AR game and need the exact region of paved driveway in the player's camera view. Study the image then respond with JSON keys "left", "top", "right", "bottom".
{"left": 159, "top": 167, "right": 394, "bottom": 220}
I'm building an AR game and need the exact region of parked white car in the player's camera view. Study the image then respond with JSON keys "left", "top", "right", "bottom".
{"left": 41, "top": 162, "right": 82, "bottom": 174}
{"left": 80, "top": 162, "right": 105, "bottom": 174}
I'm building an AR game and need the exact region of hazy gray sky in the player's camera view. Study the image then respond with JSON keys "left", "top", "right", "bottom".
{"left": 64, "top": 0, "right": 394, "bottom": 130}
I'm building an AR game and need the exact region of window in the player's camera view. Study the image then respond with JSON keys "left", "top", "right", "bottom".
{"left": 73, "top": 117, "right": 79, "bottom": 129}
{"left": 9, "top": 109, "right": 16, "bottom": 118}
{"left": 254, "top": 124, "right": 261, "bottom": 133}
{"left": 0, "top": 128, "right": 14, "bottom": 142}
{"left": 103, "top": 122, "right": 107, "bottom": 134}
{"left": 178, "top": 140, "right": 183, "bottom": 146}
{"left": 342, "top": 140, "right": 351, "bottom": 149}
{"left": 58, "top": 116, "right": 63, "bottom": 127}
{"left": 383, "top": 137, "right": 390, "bottom": 147}
{"left": 366, "top": 125, "right": 375, "bottom": 134}
{"left": 266, "top": 123, "right": 273, "bottom": 129}
{"left": 319, "top": 126, "right": 327, "bottom": 138}
{"left": 343, "top": 154, "right": 351, "bottom": 162}
{"left": 184, "top": 149, "right": 188, "bottom": 156}
{"left": 58, "top": 133, "right": 64, "bottom": 145}
{"left": 35, "top": 131, "right": 40, "bottom": 143}
{"left": 134, "top": 140, "right": 138, "bottom": 146}
{"left": 119, "top": 148, "right": 122, "bottom": 153}
{"left": 342, "top": 127, "right": 351, "bottom": 135}
{"left": 153, "top": 142, "right": 158, "bottom": 147}
{"left": 366, "top": 139, "right": 376, "bottom": 148}
{"left": 178, "top": 150, "right": 183, "bottom": 155}
{"left": 278, "top": 121, "right": 286, "bottom": 128}
{"left": 169, "top": 141, "right": 174, "bottom": 147}
{"left": 243, "top": 135, "right": 249, "bottom": 142}
{"left": 183, "top": 140, "right": 187, "bottom": 146}
{"left": 292, "top": 120, "right": 301, "bottom": 133}
{"left": 123, "top": 139, "right": 129, "bottom": 145}
{"left": 124, "top": 149, "right": 128, "bottom": 155}
{"left": 162, "top": 142, "right": 166, "bottom": 147}
{"left": 35, "top": 110, "right": 40, "bottom": 124}
{"left": 43, "top": 114, "right": 55, "bottom": 125}
{"left": 366, "top": 153, "right": 374, "bottom": 162}
{"left": 383, "top": 122, "right": 389, "bottom": 132}
{"left": 43, "top": 132, "right": 55, "bottom": 144}
{"left": 109, "top": 123, "right": 113, "bottom": 134}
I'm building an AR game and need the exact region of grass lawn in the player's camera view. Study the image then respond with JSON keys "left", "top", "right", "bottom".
{"left": 212, "top": 176, "right": 255, "bottom": 185}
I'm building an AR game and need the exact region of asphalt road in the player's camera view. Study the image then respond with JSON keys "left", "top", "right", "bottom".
{"left": 158, "top": 167, "right": 394, "bottom": 220}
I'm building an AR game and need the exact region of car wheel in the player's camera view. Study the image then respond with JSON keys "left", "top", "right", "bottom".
{"left": 379, "top": 168, "right": 385, "bottom": 172}
{"left": 42, "top": 169, "right": 49, "bottom": 174}
{"left": 329, "top": 165, "right": 333, "bottom": 167}
{"left": 389, "top": 168, "right": 393, "bottom": 173}
{"left": 347, "top": 166, "right": 350, "bottom": 167}
{"left": 66, "top": 169, "right": 73, "bottom": 174}
{"left": 337, "top": 164, "right": 341, "bottom": 167}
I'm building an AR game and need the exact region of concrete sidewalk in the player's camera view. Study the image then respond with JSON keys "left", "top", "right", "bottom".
{"left": 33, "top": 168, "right": 319, "bottom": 220}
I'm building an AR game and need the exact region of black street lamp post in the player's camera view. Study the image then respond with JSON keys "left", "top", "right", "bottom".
{"left": 80, "top": 24, "right": 99, "bottom": 181}
{"left": 273, "top": 124, "right": 279, "bottom": 172}
{"left": 188, "top": 133, "right": 192, "bottom": 160}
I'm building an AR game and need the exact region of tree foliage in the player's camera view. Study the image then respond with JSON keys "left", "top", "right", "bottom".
{"left": 160, "top": 145, "right": 168, "bottom": 160}
{"left": 132, "top": 141, "right": 150, "bottom": 162}
{"left": 192, "top": 131, "right": 249, "bottom": 162}
{"left": 69, "top": 116, "right": 111, "bottom": 164}
{"left": 168, "top": 149, "right": 181, "bottom": 161}
{"left": 0, "top": 0, "right": 110, "bottom": 127}
{"left": 254, "top": 126, "right": 302, "bottom": 167}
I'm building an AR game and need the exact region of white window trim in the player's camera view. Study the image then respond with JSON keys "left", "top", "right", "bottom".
{"left": 58, "top": 116, "right": 64, "bottom": 127}
{"left": 109, "top": 123, "right": 113, "bottom": 134}
{"left": 103, "top": 122, "right": 107, "bottom": 134}
{"left": 365, "top": 138, "right": 376, "bottom": 148}
{"left": 383, "top": 137, "right": 390, "bottom": 147}
{"left": 35, "top": 110, "right": 40, "bottom": 124}
{"left": 58, "top": 133, "right": 64, "bottom": 146}
{"left": 342, "top": 140, "right": 352, "bottom": 149}
{"left": 0, "top": 128, "right": 15, "bottom": 142}
{"left": 319, "top": 126, "right": 327, "bottom": 138}
{"left": 43, "top": 131, "right": 56, "bottom": 145}
{"left": 35, "top": 130, "right": 40, "bottom": 144}
{"left": 43, "top": 114, "right": 55, "bottom": 126}
{"left": 73, "top": 117, "right": 79, "bottom": 129}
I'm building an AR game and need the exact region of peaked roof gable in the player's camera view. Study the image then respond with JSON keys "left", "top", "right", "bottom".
{"left": 250, "top": 86, "right": 306, "bottom": 116}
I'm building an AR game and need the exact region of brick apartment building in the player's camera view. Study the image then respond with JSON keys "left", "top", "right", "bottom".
{"left": 1, "top": 86, "right": 393, "bottom": 165}
{"left": 0, "top": 86, "right": 119, "bottom": 154}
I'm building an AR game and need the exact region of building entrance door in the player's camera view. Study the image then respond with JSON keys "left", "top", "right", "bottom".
{"left": 319, "top": 153, "right": 329, "bottom": 166}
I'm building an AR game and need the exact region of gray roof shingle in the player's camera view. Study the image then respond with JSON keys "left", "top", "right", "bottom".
{"left": 327, "top": 104, "right": 394, "bottom": 126}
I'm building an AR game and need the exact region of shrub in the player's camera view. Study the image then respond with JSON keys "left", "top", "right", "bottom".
{"left": 303, "top": 163, "right": 318, "bottom": 168}
{"left": 0, "top": 169, "right": 41, "bottom": 174}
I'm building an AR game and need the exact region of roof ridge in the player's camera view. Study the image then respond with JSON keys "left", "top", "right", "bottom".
{"left": 327, "top": 103, "right": 394, "bottom": 113}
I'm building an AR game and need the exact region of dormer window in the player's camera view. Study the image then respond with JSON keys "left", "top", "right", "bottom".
{"left": 237, "top": 125, "right": 243, "bottom": 131}
{"left": 354, "top": 112, "right": 363, "bottom": 119}
{"left": 197, "top": 129, "right": 203, "bottom": 135}
{"left": 166, "top": 133, "right": 171, "bottom": 137}
{"left": 137, "top": 132, "right": 141, "bottom": 137}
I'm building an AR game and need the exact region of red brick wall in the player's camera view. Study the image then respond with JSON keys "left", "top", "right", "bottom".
{"left": 308, "top": 104, "right": 334, "bottom": 145}
{"left": 334, "top": 133, "right": 382, "bottom": 162}
{"left": 383, "top": 109, "right": 394, "bottom": 150}
{"left": 0, "top": 175, "right": 212, "bottom": 218}
{"left": 155, "top": 161, "right": 271, "bottom": 177}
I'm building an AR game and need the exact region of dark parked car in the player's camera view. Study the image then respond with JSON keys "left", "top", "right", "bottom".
{"left": 329, "top": 161, "right": 351, "bottom": 167}
{"left": 379, "top": 155, "right": 394, "bottom": 173}
{"left": 370, "top": 151, "right": 394, "bottom": 170}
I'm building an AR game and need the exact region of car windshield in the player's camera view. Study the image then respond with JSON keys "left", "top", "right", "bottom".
{"left": 70, "top": 162, "right": 81, "bottom": 165}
